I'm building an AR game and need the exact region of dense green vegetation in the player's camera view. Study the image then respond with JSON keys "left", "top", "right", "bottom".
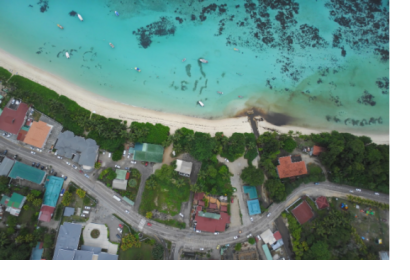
{"left": 240, "top": 165, "right": 265, "bottom": 186}
{"left": 346, "top": 195, "right": 389, "bottom": 210}
{"left": 308, "top": 131, "right": 389, "bottom": 193}
{"left": 139, "top": 162, "right": 190, "bottom": 216}
{"left": 192, "top": 160, "right": 233, "bottom": 197}
{"left": 98, "top": 168, "right": 117, "bottom": 187}
{"left": 220, "top": 133, "right": 245, "bottom": 162}
{"left": 153, "top": 218, "right": 186, "bottom": 229}
{"left": 0, "top": 67, "right": 12, "bottom": 82}
{"left": 117, "top": 168, "right": 141, "bottom": 201}
{"left": 130, "top": 122, "right": 170, "bottom": 145}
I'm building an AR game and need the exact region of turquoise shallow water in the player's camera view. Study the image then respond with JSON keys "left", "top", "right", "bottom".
{"left": 0, "top": 0, "right": 389, "bottom": 133}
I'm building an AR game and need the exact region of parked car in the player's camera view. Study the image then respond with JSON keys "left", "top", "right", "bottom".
{"left": 41, "top": 166, "right": 45, "bottom": 170}
{"left": 13, "top": 155, "right": 18, "bottom": 159}
{"left": 267, "top": 212, "right": 271, "bottom": 217}
{"left": 73, "top": 165, "right": 78, "bottom": 169}
{"left": 214, "top": 232, "right": 219, "bottom": 235}
{"left": 118, "top": 224, "right": 123, "bottom": 228}
{"left": 32, "top": 162, "right": 35, "bottom": 166}
{"left": 57, "top": 156, "right": 62, "bottom": 159}
{"left": 36, "top": 148, "right": 42, "bottom": 152}
{"left": 84, "top": 174, "right": 90, "bottom": 178}
{"left": 256, "top": 235, "right": 261, "bottom": 241}
{"left": 85, "top": 206, "right": 91, "bottom": 210}
{"left": 131, "top": 161, "right": 136, "bottom": 164}
{"left": 116, "top": 234, "right": 121, "bottom": 239}
{"left": 108, "top": 153, "right": 111, "bottom": 158}
{"left": 349, "top": 190, "right": 354, "bottom": 193}
{"left": 66, "top": 162, "right": 71, "bottom": 166}
{"left": 246, "top": 234, "right": 252, "bottom": 238}
{"left": 231, "top": 198, "right": 234, "bottom": 203}
{"left": 60, "top": 189, "right": 65, "bottom": 197}
{"left": 80, "top": 214, "right": 86, "bottom": 217}
{"left": 356, "top": 189, "right": 361, "bottom": 192}
{"left": 179, "top": 213, "right": 184, "bottom": 218}
{"left": 50, "top": 169, "right": 54, "bottom": 174}
{"left": 64, "top": 176, "right": 68, "bottom": 181}
{"left": 53, "top": 172, "right": 57, "bottom": 176}
{"left": 147, "top": 222, "right": 152, "bottom": 226}
{"left": 196, "top": 230, "right": 201, "bottom": 233}
{"left": 250, "top": 217, "right": 253, "bottom": 222}
{"left": 127, "top": 154, "right": 130, "bottom": 159}
{"left": 216, "top": 245, "right": 220, "bottom": 249}
{"left": 199, "top": 248, "right": 204, "bottom": 251}
{"left": 225, "top": 158, "right": 229, "bottom": 162}
{"left": 375, "top": 192, "right": 380, "bottom": 195}
{"left": 125, "top": 210, "right": 129, "bottom": 214}
{"left": 36, "top": 163, "right": 40, "bottom": 168}
{"left": 117, "top": 228, "right": 122, "bottom": 233}
{"left": 61, "top": 174, "right": 65, "bottom": 178}
{"left": 233, "top": 236, "right": 238, "bottom": 240}
{"left": 145, "top": 162, "right": 148, "bottom": 166}
{"left": 3, "top": 150, "right": 7, "bottom": 155}
{"left": 31, "top": 151, "right": 36, "bottom": 155}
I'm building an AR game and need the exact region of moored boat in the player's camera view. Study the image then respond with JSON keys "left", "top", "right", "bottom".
{"left": 78, "top": 14, "right": 83, "bottom": 21}
{"left": 199, "top": 58, "right": 208, "bottom": 63}
{"left": 65, "top": 52, "right": 70, "bottom": 59}
{"left": 238, "top": 95, "right": 243, "bottom": 99}
{"left": 109, "top": 42, "right": 115, "bottom": 48}
{"left": 115, "top": 11, "right": 119, "bottom": 16}
{"left": 198, "top": 101, "right": 204, "bottom": 107}
{"left": 217, "top": 91, "right": 223, "bottom": 95}
{"left": 182, "top": 58, "right": 186, "bottom": 62}
{"left": 57, "top": 24, "right": 64, "bottom": 29}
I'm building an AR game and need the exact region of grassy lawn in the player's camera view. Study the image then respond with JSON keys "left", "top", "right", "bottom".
{"left": 331, "top": 198, "right": 389, "bottom": 251}
{"left": 32, "top": 110, "right": 42, "bottom": 121}
{"left": 139, "top": 178, "right": 190, "bottom": 216}
{"left": 118, "top": 227, "right": 154, "bottom": 260}
{"left": 153, "top": 218, "right": 186, "bottom": 229}
{"left": 17, "top": 207, "right": 37, "bottom": 226}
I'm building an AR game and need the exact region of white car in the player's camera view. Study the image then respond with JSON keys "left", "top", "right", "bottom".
{"left": 356, "top": 189, "right": 361, "bottom": 192}
{"left": 66, "top": 162, "right": 71, "bottom": 166}
{"left": 199, "top": 248, "right": 204, "bottom": 251}
{"left": 349, "top": 190, "right": 354, "bottom": 193}
{"left": 250, "top": 217, "right": 253, "bottom": 222}
{"left": 103, "top": 151, "right": 106, "bottom": 155}
{"left": 57, "top": 156, "right": 62, "bottom": 159}
{"left": 196, "top": 230, "right": 201, "bottom": 233}
{"left": 267, "top": 212, "right": 271, "bottom": 217}
{"left": 81, "top": 214, "right": 86, "bottom": 217}
{"left": 131, "top": 161, "right": 136, "bottom": 164}
{"left": 73, "top": 165, "right": 78, "bottom": 169}
{"left": 61, "top": 174, "right": 65, "bottom": 178}
{"left": 214, "top": 232, "right": 219, "bottom": 235}
{"left": 233, "top": 236, "right": 238, "bottom": 240}
{"left": 117, "top": 228, "right": 122, "bottom": 233}
{"left": 246, "top": 234, "right": 252, "bottom": 238}
{"left": 108, "top": 153, "right": 111, "bottom": 158}
{"left": 84, "top": 174, "right": 90, "bottom": 178}
{"left": 179, "top": 213, "right": 184, "bottom": 218}
{"left": 31, "top": 151, "right": 36, "bottom": 154}
{"left": 85, "top": 206, "right": 91, "bottom": 210}
{"left": 256, "top": 235, "right": 261, "bottom": 241}
{"left": 225, "top": 158, "right": 229, "bottom": 162}
{"left": 127, "top": 154, "right": 130, "bottom": 158}
{"left": 125, "top": 210, "right": 129, "bottom": 214}
{"left": 375, "top": 192, "right": 380, "bottom": 195}
{"left": 36, "top": 148, "right": 42, "bottom": 152}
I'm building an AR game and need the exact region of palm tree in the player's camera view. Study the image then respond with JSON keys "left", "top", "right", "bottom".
{"left": 186, "top": 133, "right": 195, "bottom": 143}
{"left": 119, "top": 129, "right": 129, "bottom": 140}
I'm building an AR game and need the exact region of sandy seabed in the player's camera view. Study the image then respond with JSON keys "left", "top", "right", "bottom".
{"left": 0, "top": 48, "right": 389, "bottom": 144}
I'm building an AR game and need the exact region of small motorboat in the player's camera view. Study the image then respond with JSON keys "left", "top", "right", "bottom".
{"left": 57, "top": 24, "right": 64, "bottom": 29}
{"left": 199, "top": 58, "right": 208, "bottom": 63}
{"left": 109, "top": 42, "right": 115, "bottom": 48}
{"left": 115, "top": 11, "right": 119, "bottom": 16}
{"left": 234, "top": 48, "right": 239, "bottom": 51}
{"left": 78, "top": 14, "right": 83, "bottom": 21}
{"left": 217, "top": 91, "right": 223, "bottom": 95}
{"left": 65, "top": 52, "right": 70, "bottom": 59}
{"left": 238, "top": 95, "right": 243, "bottom": 99}
{"left": 135, "top": 67, "right": 141, "bottom": 72}
{"left": 182, "top": 58, "right": 186, "bottom": 62}
{"left": 198, "top": 101, "right": 204, "bottom": 107}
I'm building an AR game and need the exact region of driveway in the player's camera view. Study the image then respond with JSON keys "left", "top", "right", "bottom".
{"left": 83, "top": 223, "right": 118, "bottom": 255}
{"left": 230, "top": 196, "right": 241, "bottom": 227}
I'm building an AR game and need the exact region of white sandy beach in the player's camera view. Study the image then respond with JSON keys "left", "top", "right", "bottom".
{"left": 0, "top": 48, "right": 389, "bottom": 144}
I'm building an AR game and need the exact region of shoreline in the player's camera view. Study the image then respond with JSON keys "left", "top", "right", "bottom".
{"left": 0, "top": 48, "right": 389, "bottom": 144}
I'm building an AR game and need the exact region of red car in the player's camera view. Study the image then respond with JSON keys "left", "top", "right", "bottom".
{"left": 231, "top": 198, "right": 234, "bottom": 203}
{"left": 147, "top": 223, "right": 152, "bottom": 226}
{"left": 118, "top": 224, "right": 123, "bottom": 228}
{"left": 145, "top": 162, "right": 148, "bottom": 166}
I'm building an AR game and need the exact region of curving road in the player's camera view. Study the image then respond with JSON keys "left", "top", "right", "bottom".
{"left": 0, "top": 137, "right": 389, "bottom": 255}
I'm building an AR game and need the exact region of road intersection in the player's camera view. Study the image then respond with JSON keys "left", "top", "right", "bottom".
{"left": 0, "top": 137, "right": 389, "bottom": 257}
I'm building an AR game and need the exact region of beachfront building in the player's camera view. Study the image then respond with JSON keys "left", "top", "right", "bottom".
{"left": 0, "top": 100, "right": 29, "bottom": 135}
{"left": 0, "top": 192, "right": 26, "bottom": 216}
{"left": 175, "top": 159, "right": 192, "bottom": 177}
{"left": 38, "top": 176, "right": 64, "bottom": 222}
{"left": 53, "top": 222, "right": 118, "bottom": 260}
{"left": 22, "top": 121, "right": 53, "bottom": 149}
{"left": 8, "top": 161, "right": 46, "bottom": 185}
{"left": 276, "top": 155, "right": 308, "bottom": 179}
{"left": 310, "top": 145, "right": 326, "bottom": 157}
{"left": 130, "top": 143, "right": 164, "bottom": 163}
{"left": 54, "top": 131, "right": 99, "bottom": 170}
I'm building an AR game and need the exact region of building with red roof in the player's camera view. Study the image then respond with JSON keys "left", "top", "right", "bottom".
{"left": 194, "top": 206, "right": 230, "bottom": 233}
{"left": 0, "top": 102, "right": 29, "bottom": 135}
{"left": 273, "top": 231, "right": 282, "bottom": 241}
{"left": 277, "top": 156, "right": 308, "bottom": 179}
{"left": 315, "top": 196, "right": 329, "bottom": 209}
{"left": 209, "top": 203, "right": 217, "bottom": 209}
{"left": 291, "top": 200, "right": 314, "bottom": 224}
{"left": 38, "top": 205, "right": 55, "bottom": 222}
{"left": 220, "top": 205, "right": 228, "bottom": 212}
{"left": 311, "top": 145, "right": 326, "bottom": 156}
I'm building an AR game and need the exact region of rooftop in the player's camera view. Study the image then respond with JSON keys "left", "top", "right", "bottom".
{"left": 247, "top": 199, "right": 261, "bottom": 216}
{"left": 115, "top": 169, "right": 127, "bottom": 180}
{"left": 30, "top": 242, "right": 44, "bottom": 260}
{"left": 273, "top": 231, "right": 282, "bottom": 241}
{"left": 8, "top": 161, "right": 46, "bottom": 185}
{"left": 112, "top": 179, "right": 127, "bottom": 190}
{"left": 0, "top": 102, "right": 29, "bottom": 134}
{"left": 243, "top": 186, "right": 258, "bottom": 200}
{"left": 195, "top": 206, "right": 230, "bottom": 233}
{"left": 0, "top": 156, "right": 15, "bottom": 176}
{"left": 53, "top": 222, "right": 82, "bottom": 260}
{"left": 175, "top": 159, "right": 193, "bottom": 175}
{"left": 43, "top": 176, "right": 64, "bottom": 207}
{"left": 315, "top": 196, "right": 329, "bottom": 209}
{"left": 64, "top": 207, "right": 75, "bottom": 217}
{"left": 292, "top": 200, "right": 314, "bottom": 224}
{"left": 38, "top": 205, "right": 55, "bottom": 222}
{"left": 7, "top": 192, "right": 26, "bottom": 209}
{"left": 55, "top": 131, "right": 99, "bottom": 167}
{"left": 277, "top": 156, "right": 308, "bottom": 179}
{"left": 260, "top": 229, "right": 275, "bottom": 245}
{"left": 262, "top": 244, "right": 273, "bottom": 260}
{"left": 133, "top": 143, "right": 164, "bottom": 163}
{"left": 23, "top": 121, "right": 52, "bottom": 148}
{"left": 312, "top": 145, "right": 326, "bottom": 156}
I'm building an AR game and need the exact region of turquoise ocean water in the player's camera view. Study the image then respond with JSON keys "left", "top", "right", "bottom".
{"left": 0, "top": 0, "right": 389, "bottom": 133}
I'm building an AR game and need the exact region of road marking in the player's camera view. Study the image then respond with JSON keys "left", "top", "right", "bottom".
{"left": 138, "top": 218, "right": 146, "bottom": 230}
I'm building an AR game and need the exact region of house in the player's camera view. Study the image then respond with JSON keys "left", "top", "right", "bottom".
{"left": 310, "top": 145, "right": 326, "bottom": 156}
{"left": 63, "top": 207, "right": 75, "bottom": 217}
{"left": 0, "top": 101, "right": 29, "bottom": 135}
{"left": 194, "top": 206, "right": 230, "bottom": 233}
{"left": 260, "top": 229, "right": 275, "bottom": 245}
{"left": 247, "top": 199, "right": 261, "bottom": 216}
{"left": 54, "top": 131, "right": 99, "bottom": 170}
{"left": 38, "top": 176, "right": 64, "bottom": 222}
{"left": 112, "top": 169, "right": 128, "bottom": 191}
{"left": 23, "top": 121, "right": 53, "bottom": 149}
{"left": 0, "top": 192, "right": 26, "bottom": 216}
{"left": 291, "top": 200, "right": 314, "bottom": 224}
{"left": 175, "top": 159, "right": 193, "bottom": 177}
{"left": 8, "top": 161, "right": 46, "bottom": 185}
{"left": 276, "top": 156, "right": 308, "bottom": 179}
{"left": 262, "top": 244, "right": 273, "bottom": 260}
{"left": 132, "top": 142, "right": 164, "bottom": 163}
{"left": 30, "top": 242, "right": 44, "bottom": 260}
{"left": 315, "top": 196, "right": 329, "bottom": 209}
{"left": 53, "top": 222, "right": 118, "bottom": 260}
{"left": 379, "top": 251, "right": 389, "bottom": 260}
{"left": 38, "top": 205, "right": 55, "bottom": 222}
{"left": 243, "top": 186, "right": 258, "bottom": 200}
{"left": 271, "top": 231, "right": 284, "bottom": 250}
{"left": 0, "top": 156, "right": 15, "bottom": 176}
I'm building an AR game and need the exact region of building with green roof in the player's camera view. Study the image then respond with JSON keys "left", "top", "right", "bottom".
{"left": 43, "top": 176, "right": 64, "bottom": 207}
{"left": 0, "top": 192, "right": 26, "bottom": 216}
{"left": 8, "top": 161, "right": 46, "bottom": 185}
{"left": 115, "top": 169, "right": 127, "bottom": 180}
{"left": 262, "top": 244, "right": 273, "bottom": 260}
{"left": 198, "top": 211, "right": 221, "bottom": 220}
{"left": 132, "top": 143, "right": 164, "bottom": 163}
{"left": 243, "top": 186, "right": 258, "bottom": 200}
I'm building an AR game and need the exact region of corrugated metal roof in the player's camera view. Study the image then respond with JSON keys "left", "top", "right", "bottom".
{"left": 133, "top": 143, "right": 164, "bottom": 163}
{"left": 53, "top": 223, "right": 82, "bottom": 260}
{"left": 175, "top": 160, "right": 192, "bottom": 175}
{"left": 247, "top": 199, "right": 261, "bottom": 216}
{"left": 0, "top": 157, "right": 15, "bottom": 176}
{"left": 112, "top": 179, "right": 127, "bottom": 190}
{"left": 243, "top": 186, "right": 258, "bottom": 199}
{"left": 115, "top": 169, "right": 127, "bottom": 180}
{"left": 122, "top": 196, "right": 134, "bottom": 206}
{"left": 262, "top": 244, "right": 273, "bottom": 260}
{"left": 43, "top": 176, "right": 64, "bottom": 207}
{"left": 8, "top": 161, "right": 46, "bottom": 184}
{"left": 260, "top": 229, "right": 275, "bottom": 245}
{"left": 23, "top": 121, "right": 52, "bottom": 148}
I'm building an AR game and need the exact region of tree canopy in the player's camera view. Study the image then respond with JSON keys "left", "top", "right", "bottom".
{"left": 240, "top": 165, "right": 265, "bottom": 186}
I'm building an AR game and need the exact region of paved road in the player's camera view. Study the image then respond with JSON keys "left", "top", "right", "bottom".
{"left": 0, "top": 137, "right": 389, "bottom": 255}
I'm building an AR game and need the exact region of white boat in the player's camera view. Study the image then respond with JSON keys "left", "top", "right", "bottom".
{"left": 65, "top": 52, "right": 70, "bottom": 59}
{"left": 78, "top": 14, "right": 83, "bottom": 21}
{"left": 199, "top": 58, "right": 208, "bottom": 63}
{"left": 198, "top": 101, "right": 204, "bottom": 107}
{"left": 217, "top": 91, "right": 223, "bottom": 95}
{"left": 109, "top": 42, "right": 115, "bottom": 48}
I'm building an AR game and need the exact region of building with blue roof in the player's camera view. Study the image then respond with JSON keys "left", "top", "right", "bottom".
{"left": 30, "top": 242, "right": 44, "bottom": 260}
{"left": 247, "top": 199, "right": 261, "bottom": 216}
{"left": 243, "top": 186, "right": 258, "bottom": 200}
{"left": 43, "top": 176, "right": 64, "bottom": 207}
